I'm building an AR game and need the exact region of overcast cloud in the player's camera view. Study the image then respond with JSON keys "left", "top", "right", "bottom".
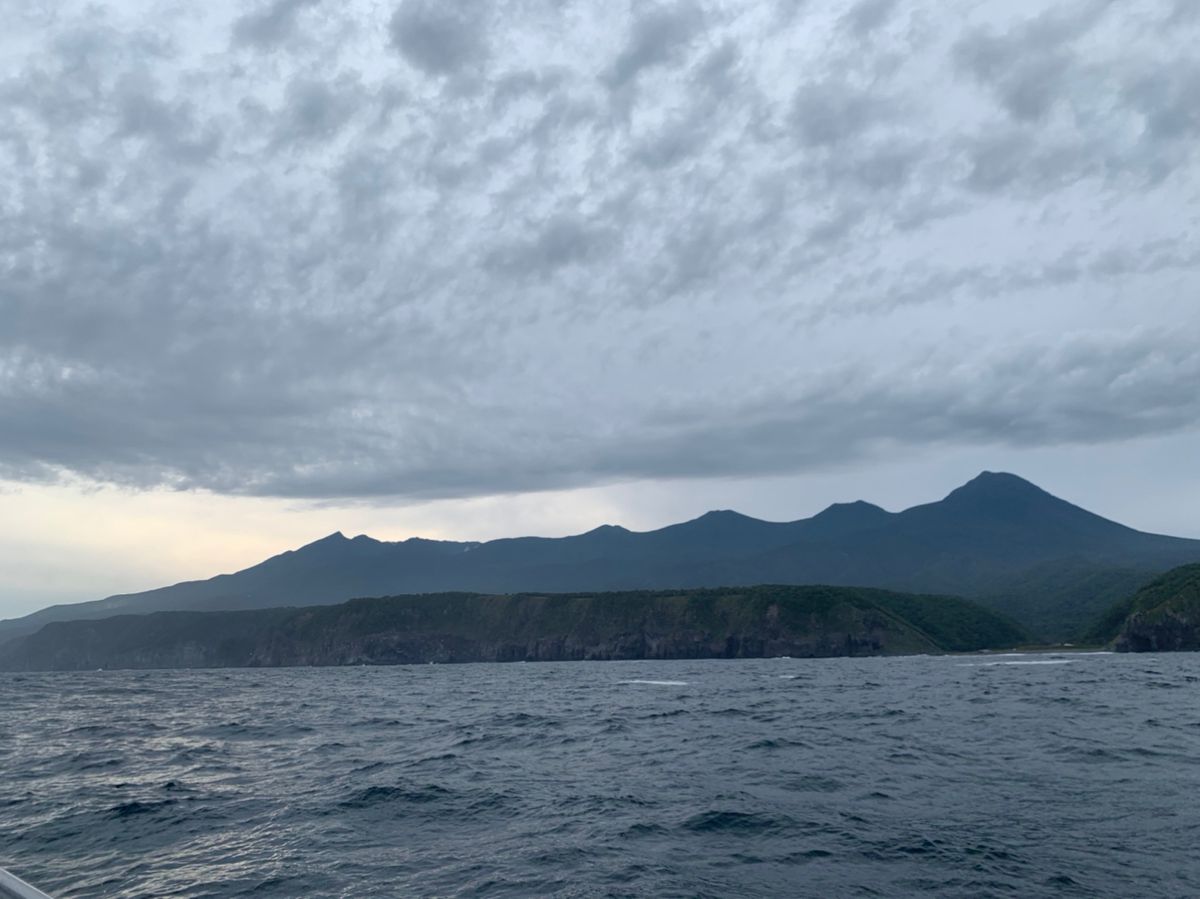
{"left": 1, "top": 0, "right": 1198, "bottom": 502}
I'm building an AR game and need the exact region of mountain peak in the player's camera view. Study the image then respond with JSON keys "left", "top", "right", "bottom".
{"left": 937, "top": 471, "right": 1090, "bottom": 524}
{"left": 642, "top": 508, "right": 779, "bottom": 552}
{"left": 583, "top": 524, "right": 630, "bottom": 536}
{"left": 971, "top": 470, "right": 1033, "bottom": 485}
{"left": 946, "top": 471, "right": 1048, "bottom": 502}
{"left": 816, "top": 499, "right": 887, "bottom": 515}
{"left": 678, "top": 509, "right": 771, "bottom": 533}
{"left": 697, "top": 509, "right": 753, "bottom": 521}
{"left": 806, "top": 499, "right": 892, "bottom": 536}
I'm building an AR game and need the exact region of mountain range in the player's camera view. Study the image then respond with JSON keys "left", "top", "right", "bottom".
{"left": 2, "top": 471, "right": 1197, "bottom": 643}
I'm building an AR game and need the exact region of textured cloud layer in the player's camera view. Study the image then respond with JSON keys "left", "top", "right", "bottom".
{"left": 1, "top": 0, "right": 1198, "bottom": 499}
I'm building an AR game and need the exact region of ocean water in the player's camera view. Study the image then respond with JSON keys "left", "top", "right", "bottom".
{"left": 2, "top": 653, "right": 1199, "bottom": 898}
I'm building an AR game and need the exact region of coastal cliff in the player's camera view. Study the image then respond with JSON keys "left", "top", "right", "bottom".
{"left": 0, "top": 585, "right": 1025, "bottom": 671}
{"left": 1102, "top": 564, "right": 1200, "bottom": 652}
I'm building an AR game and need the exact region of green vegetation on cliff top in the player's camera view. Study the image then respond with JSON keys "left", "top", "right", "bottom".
{"left": 1087, "top": 564, "right": 1200, "bottom": 650}
{"left": 0, "top": 584, "right": 1027, "bottom": 671}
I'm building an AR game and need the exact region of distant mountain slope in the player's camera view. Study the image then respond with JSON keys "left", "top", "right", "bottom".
{"left": 2, "top": 471, "right": 1197, "bottom": 643}
{"left": 1087, "top": 564, "right": 1200, "bottom": 651}
{"left": 972, "top": 560, "right": 1154, "bottom": 644}
{"left": 0, "top": 585, "right": 1027, "bottom": 671}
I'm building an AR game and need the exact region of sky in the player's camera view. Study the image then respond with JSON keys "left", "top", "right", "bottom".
{"left": 1, "top": 0, "right": 1198, "bottom": 619}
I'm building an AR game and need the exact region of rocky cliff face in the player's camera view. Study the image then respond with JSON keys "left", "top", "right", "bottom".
{"left": 1108, "top": 564, "right": 1200, "bottom": 652}
{"left": 0, "top": 585, "right": 1027, "bottom": 671}
{"left": 1115, "top": 609, "right": 1200, "bottom": 652}
{"left": 242, "top": 627, "right": 896, "bottom": 668}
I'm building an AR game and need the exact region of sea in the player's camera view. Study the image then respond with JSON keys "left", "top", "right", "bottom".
{"left": 2, "top": 653, "right": 1199, "bottom": 898}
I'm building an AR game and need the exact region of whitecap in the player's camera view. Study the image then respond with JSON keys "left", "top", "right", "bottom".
{"left": 619, "top": 679, "right": 689, "bottom": 686}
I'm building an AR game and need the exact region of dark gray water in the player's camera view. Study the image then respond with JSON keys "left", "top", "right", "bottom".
{"left": 2, "top": 653, "right": 1199, "bottom": 898}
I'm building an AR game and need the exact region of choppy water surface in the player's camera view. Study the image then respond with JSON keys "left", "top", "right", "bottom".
{"left": 3, "top": 653, "right": 1200, "bottom": 898}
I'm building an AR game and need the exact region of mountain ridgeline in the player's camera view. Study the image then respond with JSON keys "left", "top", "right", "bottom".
{"left": 1, "top": 471, "right": 1197, "bottom": 645}
{"left": 0, "top": 586, "right": 1027, "bottom": 671}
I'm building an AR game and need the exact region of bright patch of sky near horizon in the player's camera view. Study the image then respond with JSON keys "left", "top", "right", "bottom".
{"left": 1, "top": 0, "right": 1199, "bottom": 617}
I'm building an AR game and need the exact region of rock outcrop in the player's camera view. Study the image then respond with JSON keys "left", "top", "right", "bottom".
{"left": 1108, "top": 564, "right": 1200, "bottom": 652}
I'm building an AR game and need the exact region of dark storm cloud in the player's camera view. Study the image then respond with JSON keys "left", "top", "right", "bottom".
{"left": 792, "top": 81, "right": 891, "bottom": 147}
{"left": 113, "top": 74, "right": 222, "bottom": 162}
{"left": 606, "top": 2, "right": 706, "bottom": 88}
{"left": 949, "top": 0, "right": 1200, "bottom": 190}
{"left": 1124, "top": 63, "right": 1200, "bottom": 143}
{"left": 591, "top": 331, "right": 1200, "bottom": 482}
{"left": 389, "top": 0, "right": 490, "bottom": 76}
{"left": 1, "top": 0, "right": 1198, "bottom": 501}
{"left": 952, "top": 4, "right": 1101, "bottom": 123}
{"left": 274, "top": 76, "right": 365, "bottom": 142}
{"left": 841, "top": 0, "right": 897, "bottom": 36}
{"left": 232, "top": 0, "right": 322, "bottom": 48}
{"left": 1167, "top": 0, "right": 1200, "bottom": 23}
{"left": 485, "top": 214, "right": 618, "bottom": 277}
{"left": 630, "top": 41, "right": 743, "bottom": 170}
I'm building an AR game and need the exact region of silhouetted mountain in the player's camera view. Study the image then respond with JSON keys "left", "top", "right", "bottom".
{"left": 803, "top": 501, "right": 893, "bottom": 539}
{"left": 0, "top": 585, "right": 1027, "bottom": 671}
{"left": 2, "top": 471, "right": 1197, "bottom": 643}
